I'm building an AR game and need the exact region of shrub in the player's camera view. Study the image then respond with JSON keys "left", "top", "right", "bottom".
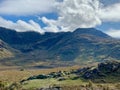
{"left": 8, "top": 82, "right": 22, "bottom": 90}
{"left": 0, "top": 81, "right": 7, "bottom": 90}
{"left": 20, "top": 68, "right": 25, "bottom": 71}
{"left": 115, "top": 83, "right": 120, "bottom": 89}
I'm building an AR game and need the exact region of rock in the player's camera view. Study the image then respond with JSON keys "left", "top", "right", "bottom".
{"left": 72, "top": 67, "right": 90, "bottom": 74}
{"left": 48, "top": 71, "right": 65, "bottom": 78}
{"left": 98, "top": 61, "right": 120, "bottom": 73}
{"left": 57, "top": 77, "right": 66, "bottom": 81}
{"left": 39, "top": 86, "right": 61, "bottom": 90}
{"left": 36, "top": 74, "right": 49, "bottom": 79}
{"left": 27, "top": 74, "right": 49, "bottom": 80}
{"left": 82, "top": 61, "right": 120, "bottom": 79}
{"left": 25, "top": 61, "right": 120, "bottom": 82}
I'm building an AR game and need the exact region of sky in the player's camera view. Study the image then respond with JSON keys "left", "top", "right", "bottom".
{"left": 0, "top": 0, "right": 120, "bottom": 38}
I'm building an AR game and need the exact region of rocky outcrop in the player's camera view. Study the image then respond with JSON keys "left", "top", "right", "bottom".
{"left": 26, "top": 71, "right": 70, "bottom": 81}
{"left": 82, "top": 61, "right": 120, "bottom": 79}
{"left": 23, "top": 61, "right": 120, "bottom": 83}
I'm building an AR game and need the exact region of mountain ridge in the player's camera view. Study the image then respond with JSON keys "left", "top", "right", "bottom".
{"left": 0, "top": 27, "right": 120, "bottom": 65}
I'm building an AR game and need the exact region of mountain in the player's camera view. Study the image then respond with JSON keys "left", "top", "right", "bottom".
{"left": 0, "top": 39, "right": 14, "bottom": 59}
{"left": 0, "top": 27, "right": 120, "bottom": 65}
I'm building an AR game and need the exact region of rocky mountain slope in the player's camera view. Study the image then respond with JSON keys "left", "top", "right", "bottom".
{"left": 0, "top": 27, "right": 120, "bottom": 65}
{"left": 0, "top": 39, "right": 14, "bottom": 59}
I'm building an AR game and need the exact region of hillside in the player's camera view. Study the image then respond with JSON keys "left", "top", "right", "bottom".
{"left": 24, "top": 60, "right": 120, "bottom": 82}
{"left": 0, "top": 27, "right": 120, "bottom": 65}
{"left": 0, "top": 39, "right": 14, "bottom": 60}
{"left": 16, "top": 61, "right": 120, "bottom": 90}
{"left": 1, "top": 60, "right": 120, "bottom": 90}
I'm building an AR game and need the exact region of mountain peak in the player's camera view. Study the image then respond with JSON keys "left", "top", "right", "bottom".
{"left": 73, "top": 28, "right": 111, "bottom": 38}
{"left": 0, "top": 27, "right": 120, "bottom": 65}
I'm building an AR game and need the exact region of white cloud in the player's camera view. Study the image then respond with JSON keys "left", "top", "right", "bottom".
{"left": 57, "top": 0, "right": 102, "bottom": 30}
{"left": 0, "top": 17, "right": 44, "bottom": 34}
{"left": 99, "top": 3, "right": 120, "bottom": 22}
{"left": 41, "top": 0, "right": 102, "bottom": 32}
{"left": 0, "top": 0, "right": 55, "bottom": 16}
{"left": 41, "top": 17, "right": 60, "bottom": 33}
{"left": 105, "top": 29, "right": 120, "bottom": 38}
{"left": 0, "top": 0, "right": 120, "bottom": 38}
{"left": 40, "top": 0, "right": 120, "bottom": 35}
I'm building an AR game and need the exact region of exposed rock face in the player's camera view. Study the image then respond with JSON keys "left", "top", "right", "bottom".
{"left": 24, "top": 61, "right": 120, "bottom": 82}
{"left": 98, "top": 61, "right": 120, "bottom": 73}
{"left": 82, "top": 61, "right": 120, "bottom": 79}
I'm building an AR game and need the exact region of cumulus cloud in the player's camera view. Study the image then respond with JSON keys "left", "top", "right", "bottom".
{"left": 0, "top": 0, "right": 55, "bottom": 16}
{"left": 105, "top": 29, "right": 120, "bottom": 38}
{"left": 40, "top": 0, "right": 120, "bottom": 36}
{"left": 99, "top": 3, "right": 120, "bottom": 22}
{"left": 0, "top": 0, "right": 120, "bottom": 38}
{"left": 0, "top": 17, "right": 44, "bottom": 34}
{"left": 41, "top": 17, "right": 60, "bottom": 33}
{"left": 41, "top": 0, "right": 102, "bottom": 32}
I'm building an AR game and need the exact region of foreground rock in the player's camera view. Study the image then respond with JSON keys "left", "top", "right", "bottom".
{"left": 82, "top": 61, "right": 120, "bottom": 79}
{"left": 24, "top": 61, "right": 120, "bottom": 82}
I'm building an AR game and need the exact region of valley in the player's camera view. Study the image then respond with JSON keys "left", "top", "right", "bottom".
{"left": 0, "top": 0, "right": 120, "bottom": 90}
{"left": 0, "top": 61, "right": 120, "bottom": 90}
{"left": 0, "top": 27, "right": 120, "bottom": 90}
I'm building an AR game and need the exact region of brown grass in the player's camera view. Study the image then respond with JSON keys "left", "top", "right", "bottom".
{"left": 0, "top": 65, "right": 81, "bottom": 83}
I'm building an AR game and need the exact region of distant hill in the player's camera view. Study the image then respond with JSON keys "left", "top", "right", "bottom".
{"left": 0, "top": 27, "right": 120, "bottom": 65}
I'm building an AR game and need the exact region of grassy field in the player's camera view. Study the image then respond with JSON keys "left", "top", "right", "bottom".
{"left": 22, "top": 79, "right": 120, "bottom": 90}
{"left": 0, "top": 65, "right": 81, "bottom": 82}
{"left": 0, "top": 61, "right": 120, "bottom": 90}
{"left": 1, "top": 69, "right": 119, "bottom": 90}
{"left": 22, "top": 78, "right": 88, "bottom": 89}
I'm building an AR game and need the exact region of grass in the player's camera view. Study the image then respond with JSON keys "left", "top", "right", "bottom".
{"left": 0, "top": 65, "right": 81, "bottom": 82}
{"left": 94, "top": 75, "right": 120, "bottom": 83}
{"left": 0, "top": 49, "right": 13, "bottom": 59}
{"left": 22, "top": 78, "right": 87, "bottom": 90}
{"left": 22, "top": 79, "right": 57, "bottom": 89}
{"left": 0, "top": 65, "right": 87, "bottom": 89}
{"left": 22, "top": 78, "right": 120, "bottom": 90}
{"left": 0, "top": 62, "right": 120, "bottom": 90}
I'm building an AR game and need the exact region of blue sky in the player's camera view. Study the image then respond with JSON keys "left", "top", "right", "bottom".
{"left": 0, "top": 0, "right": 120, "bottom": 38}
